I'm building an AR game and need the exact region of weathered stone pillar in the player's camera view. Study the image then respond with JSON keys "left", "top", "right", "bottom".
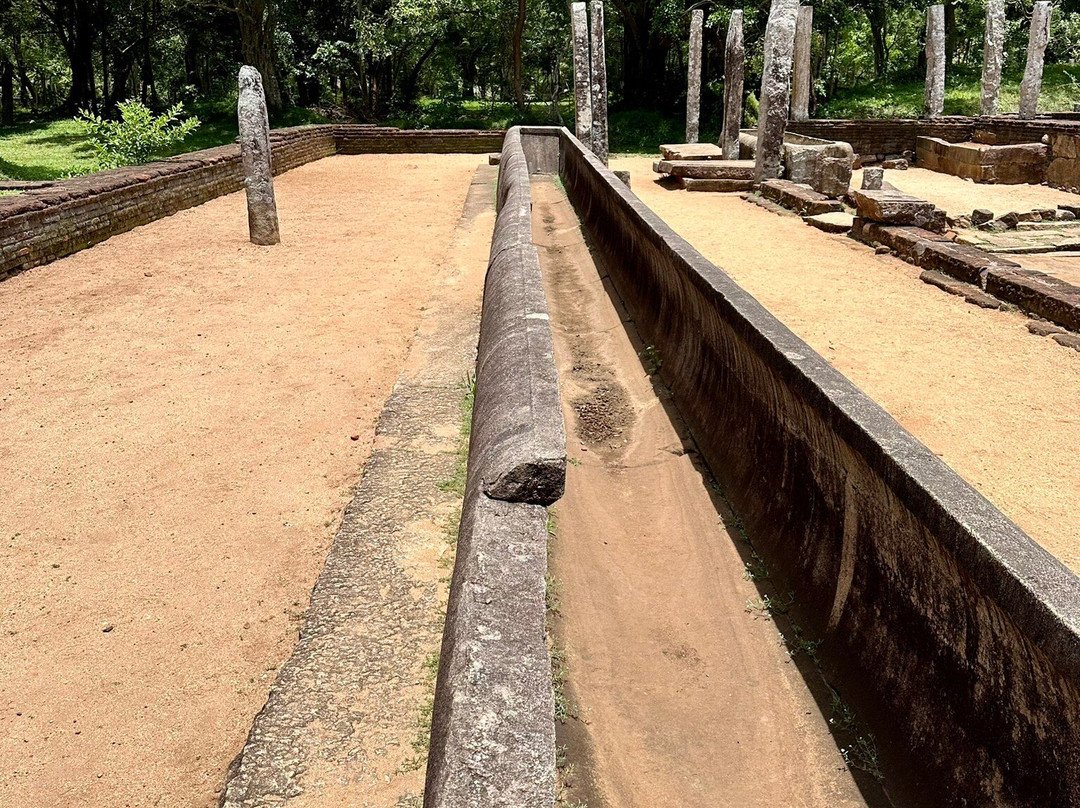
{"left": 980, "top": 0, "right": 1006, "bottom": 116}
{"left": 924, "top": 5, "right": 945, "bottom": 118}
{"left": 237, "top": 65, "right": 279, "bottom": 246}
{"left": 1020, "top": 1, "right": 1053, "bottom": 119}
{"left": 862, "top": 166, "right": 884, "bottom": 190}
{"left": 686, "top": 9, "right": 704, "bottom": 143}
{"left": 754, "top": 0, "right": 800, "bottom": 184}
{"left": 571, "top": 2, "right": 593, "bottom": 147}
{"left": 590, "top": 0, "right": 609, "bottom": 164}
{"left": 791, "top": 6, "right": 813, "bottom": 121}
{"left": 721, "top": 10, "right": 745, "bottom": 160}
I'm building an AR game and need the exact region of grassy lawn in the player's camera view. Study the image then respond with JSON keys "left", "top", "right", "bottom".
{"left": 820, "top": 64, "right": 1080, "bottom": 118}
{"left": 0, "top": 101, "right": 327, "bottom": 181}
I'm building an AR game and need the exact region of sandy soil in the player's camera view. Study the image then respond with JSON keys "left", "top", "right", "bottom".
{"left": 0, "top": 153, "right": 483, "bottom": 808}
{"left": 614, "top": 156, "right": 1080, "bottom": 573}
{"left": 852, "top": 165, "right": 1080, "bottom": 217}
{"left": 534, "top": 178, "right": 875, "bottom": 808}
{"left": 1014, "top": 250, "right": 1080, "bottom": 286}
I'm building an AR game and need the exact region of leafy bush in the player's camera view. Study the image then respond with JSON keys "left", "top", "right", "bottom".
{"left": 76, "top": 100, "right": 201, "bottom": 169}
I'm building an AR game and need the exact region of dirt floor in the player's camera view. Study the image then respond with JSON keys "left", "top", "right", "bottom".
{"left": 852, "top": 165, "right": 1080, "bottom": 217}
{"left": 534, "top": 177, "right": 878, "bottom": 808}
{"left": 614, "top": 156, "right": 1080, "bottom": 573}
{"left": 0, "top": 153, "right": 484, "bottom": 808}
{"left": 1014, "top": 250, "right": 1080, "bottom": 286}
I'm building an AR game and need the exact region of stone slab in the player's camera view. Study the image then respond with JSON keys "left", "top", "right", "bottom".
{"left": 805, "top": 211, "right": 855, "bottom": 233}
{"left": 659, "top": 143, "right": 726, "bottom": 161}
{"left": 760, "top": 178, "right": 842, "bottom": 215}
{"left": 655, "top": 159, "right": 755, "bottom": 179}
{"left": 681, "top": 177, "right": 757, "bottom": 192}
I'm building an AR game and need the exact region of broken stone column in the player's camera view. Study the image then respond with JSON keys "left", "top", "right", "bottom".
{"left": 571, "top": 2, "right": 593, "bottom": 147}
{"left": 721, "top": 10, "right": 745, "bottom": 160}
{"left": 686, "top": 9, "right": 704, "bottom": 143}
{"left": 791, "top": 6, "right": 813, "bottom": 122}
{"left": 237, "top": 65, "right": 279, "bottom": 246}
{"left": 590, "top": 0, "right": 609, "bottom": 164}
{"left": 980, "top": 0, "right": 1005, "bottom": 116}
{"left": 862, "top": 166, "right": 884, "bottom": 190}
{"left": 754, "top": 0, "right": 800, "bottom": 184}
{"left": 924, "top": 5, "right": 945, "bottom": 118}
{"left": 1020, "top": 1, "right": 1053, "bottom": 119}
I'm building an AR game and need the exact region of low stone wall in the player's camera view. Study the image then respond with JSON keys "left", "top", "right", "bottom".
{"left": 424, "top": 127, "right": 565, "bottom": 808}
{"left": 554, "top": 124, "right": 1080, "bottom": 807}
{"left": 916, "top": 136, "right": 1049, "bottom": 184}
{"left": 0, "top": 125, "right": 506, "bottom": 282}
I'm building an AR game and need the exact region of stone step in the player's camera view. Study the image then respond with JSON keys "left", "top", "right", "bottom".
{"left": 659, "top": 143, "right": 726, "bottom": 161}
{"left": 655, "top": 159, "right": 755, "bottom": 180}
{"left": 760, "top": 179, "right": 842, "bottom": 216}
{"left": 1016, "top": 220, "right": 1080, "bottom": 231}
{"left": 805, "top": 211, "right": 855, "bottom": 233}
{"left": 850, "top": 187, "right": 947, "bottom": 233}
{"left": 681, "top": 177, "right": 756, "bottom": 192}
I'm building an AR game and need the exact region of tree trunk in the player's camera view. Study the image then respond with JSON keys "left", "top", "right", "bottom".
{"left": 234, "top": 0, "right": 282, "bottom": 114}
{"left": 944, "top": 0, "right": 957, "bottom": 72}
{"left": 1, "top": 60, "right": 14, "bottom": 125}
{"left": 866, "top": 2, "right": 888, "bottom": 77}
{"left": 511, "top": 0, "right": 526, "bottom": 110}
{"left": 13, "top": 32, "right": 33, "bottom": 108}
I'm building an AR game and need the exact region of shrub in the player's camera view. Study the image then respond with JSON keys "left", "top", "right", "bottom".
{"left": 76, "top": 100, "right": 201, "bottom": 169}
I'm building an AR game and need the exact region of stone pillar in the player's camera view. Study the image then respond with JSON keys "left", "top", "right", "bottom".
{"left": 791, "top": 6, "right": 813, "bottom": 122}
{"left": 590, "top": 0, "right": 609, "bottom": 164}
{"left": 237, "top": 65, "right": 279, "bottom": 246}
{"left": 1019, "top": 1, "right": 1053, "bottom": 119}
{"left": 924, "top": 5, "right": 945, "bottom": 118}
{"left": 980, "top": 0, "right": 1006, "bottom": 116}
{"left": 862, "top": 166, "right": 884, "bottom": 190}
{"left": 721, "top": 10, "right": 745, "bottom": 160}
{"left": 571, "top": 2, "right": 593, "bottom": 147}
{"left": 754, "top": 0, "right": 799, "bottom": 184}
{"left": 686, "top": 9, "right": 704, "bottom": 143}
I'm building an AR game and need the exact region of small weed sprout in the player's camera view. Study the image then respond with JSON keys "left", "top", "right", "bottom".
{"left": 744, "top": 591, "right": 795, "bottom": 616}
{"left": 829, "top": 694, "right": 857, "bottom": 733}
{"left": 640, "top": 344, "right": 662, "bottom": 374}
{"left": 783, "top": 625, "right": 823, "bottom": 661}
{"left": 743, "top": 558, "right": 769, "bottom": 582}
{"left": 842, "top": 733, "right": 885, "bottom": 782}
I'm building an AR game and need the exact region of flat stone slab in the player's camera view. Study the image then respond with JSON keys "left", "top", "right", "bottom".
{"left": 760, "top": 178, "right": 842, "bottom": 216}
{"left": 681, "top": 177, "right": 756, "bottom": 192}
{"left": 655, "top": 159, "right": 755, "bottom": 179}
{"left": 659, "top": 142, "right": 726, "bottom": 161}
{"left": 805, "top": 211, "right": 854, "bottom": 233}
{"left": 850, "top": 187, "right": 946, "bottom": 232}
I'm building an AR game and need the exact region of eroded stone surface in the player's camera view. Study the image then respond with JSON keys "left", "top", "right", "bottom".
{"left": 686, "top": 9, "right": 704, "bottom": 143}
{"left": 754, "top": 0, "right": 799, "bottom": 183}
{"left": 237, "top": 65, "right": 280, "bottom": 245}
{"left": 924, "top": 6, "right": 945, "bottom": 118}
{"left": 590, "top": 0, "right": 609, "bottom": 164}
{"left": 791, "top": 6, "right": 813, "bottom": 122}
{"left": 981, "top": 0, "right": 1006, "bottom": 116}
{"left": 721, "top": 11, "right": 745, "bottom": 160}
{"left": 571, "top": 2, "right": 593, "bottom": 146}
{"left": 1020, "top": 1, "right": 1053, "bottom": 119}
{"left": 862, "top": 166, "right": 884, "bottom": 190}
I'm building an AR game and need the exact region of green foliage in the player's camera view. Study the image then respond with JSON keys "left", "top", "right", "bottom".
{"left": 76, "top": 100, "right": 201, "bottom": 169}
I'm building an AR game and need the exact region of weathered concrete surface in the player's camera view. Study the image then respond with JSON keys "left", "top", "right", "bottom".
{"left": 559, "top": 125, "right": 1080, "bottom": 808}
{"left": 981, "top": 0, "right": 1006, "bottom": 116}
{"left": 237, "top": 65, "right": 280, "bottom": 245}
{"left": 721, "top": 10, "right": 745, "bottom": 159}
{"left": 424, "top": 128, "right": 565, "bottom": 808}
{"left": 571, "top": 2, "right": 593, "bottom": 147}
{"left": 590, "top": 0, "right": 609, "bottom": 165}
{"left": 1020, "top": 1, "right": 1053, "bottom": 119}
{"left": 219, "top": 165, "right": 496, "bottom": 808}
{"left": 754, "top": 0, "right": 800, "bottom": 183}
{"left": 686, "top": 9, "right": 704, "bottom": 143}
{"left": 924, "top": 6, "right": 945, "bottom": 118}
{"left": 791, "top": 6, "right": 813, "bottom": 122}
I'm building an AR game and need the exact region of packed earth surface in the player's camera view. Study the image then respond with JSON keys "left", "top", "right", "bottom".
{"left": 0, "top": 153, "right": 484, "bottom": 808}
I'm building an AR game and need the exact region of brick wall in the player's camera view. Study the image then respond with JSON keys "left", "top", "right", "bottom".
{"left": 0, "top": 125, "right": 503, "bottom": 282}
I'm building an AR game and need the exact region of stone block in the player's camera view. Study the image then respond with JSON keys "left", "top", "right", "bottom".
{"left": 805, "top": 212, "right": 854, "bottom": 233}
{"left": 850, "top": 188, "right": 947, "bottom": 232}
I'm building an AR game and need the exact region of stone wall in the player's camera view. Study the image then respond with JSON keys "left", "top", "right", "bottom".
{"left": 555, "top": 123, "right": 1080, "bottom": 808}
{"left": 424, "top": 127, "right": 565, "bottom": 808}
{"left": 0, "top": 125, "right": 504, "bottom": 282}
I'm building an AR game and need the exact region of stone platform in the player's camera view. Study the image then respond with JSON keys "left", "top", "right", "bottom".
{"left": 916, "top": 136, "right": 1049, "bottom": 184}
{"left": 652, "top": 158, "right": 756, "bottom": 192}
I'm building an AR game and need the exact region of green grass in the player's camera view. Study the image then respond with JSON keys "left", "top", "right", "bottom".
{"left": 0, "top": 101, "right": 328, "bottom": 181}
{"left": 820, "top": 63, "right": 1080, "bottom": 119}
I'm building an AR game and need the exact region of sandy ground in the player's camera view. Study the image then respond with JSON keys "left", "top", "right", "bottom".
{"left": 1014, "top": 250, "right": 1080, "bottom": 286}
{"left": 852, "top": 165, "right": 1080, "bottom": 217}
{"left": 614, "top": 156, "right": 1080, "bottom": 573}
{"left": 0, "top": 153, "right": 483, "bottom": 808}
{"left": 534, "top": 178, "right": 877, "bottom": 808}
